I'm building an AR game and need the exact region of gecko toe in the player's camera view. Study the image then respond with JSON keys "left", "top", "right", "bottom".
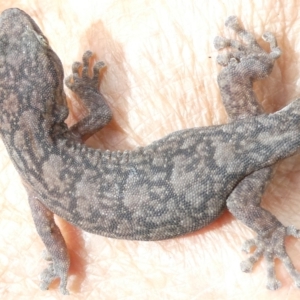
{"left": 39, "top": 261, "right": 69, "bottom": 294}
{"left": 72, "top": 61, "right": 82, "bottom": 74}
{"left": 225, "top": 16, "right": 240, "bottom": 30}
{"left": 82, "top": 50, "right": 93, "bottom": 63}
{"left": 240, "top": 260, "right": 253, "bottom": 273}
{"left": 266, "top": 279, "right": 281, "bottom": 290}
{"left": 213, "top": 36, "right": 229, "bottom": 50}
{"left": 239, "top": 226, "right": 300, "bottom": 290}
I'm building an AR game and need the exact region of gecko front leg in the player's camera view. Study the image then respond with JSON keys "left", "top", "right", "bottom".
{"left": 215, "top": 16, "right": 300, "bottom": 290}
{"left": 65, "top": 51, "right": 112, "bottom": 141}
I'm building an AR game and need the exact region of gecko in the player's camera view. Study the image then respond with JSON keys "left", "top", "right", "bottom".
{"left": 1, "top": 8, "right": 300, "bottom": 294}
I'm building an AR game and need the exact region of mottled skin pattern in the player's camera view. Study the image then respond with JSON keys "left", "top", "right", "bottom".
{"left": 214, "top": 17, "right": 300, "bottom": 290}
{"left": 1, "top": 8, "right": 300, "bottom": 294}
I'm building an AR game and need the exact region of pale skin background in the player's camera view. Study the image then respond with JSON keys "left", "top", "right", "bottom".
{"left": 1, "top": 0, "right": 300, "bottom": 299}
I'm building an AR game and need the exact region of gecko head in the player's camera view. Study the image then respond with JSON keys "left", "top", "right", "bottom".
{"left": 0, "top": 8, "right": 68, "bottom": 129}
{"left": 0, "top": 8, "right": 52, "bottom": 59}
{"left": 0, "top": 8, "right": 64, "bottom": 85}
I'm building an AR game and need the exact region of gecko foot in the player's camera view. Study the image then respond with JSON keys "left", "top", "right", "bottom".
{"left": 65, "top": 51, "right": 112, "bottom": 138}
{"left": 40, "top": 261, "right": 70, "bottom": 295}
{"left": 240, "top": 226, "right": 300, "bottom": 290}
{"left": 213, "top": 16, "right": 281, "bottom": 77}
{"left": 65, "top": 50, "right": 105, "bottom": 93}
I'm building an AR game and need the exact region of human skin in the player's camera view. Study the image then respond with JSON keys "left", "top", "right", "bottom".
{"left": 1, "top": 0, "right": 300, "bottom": 299}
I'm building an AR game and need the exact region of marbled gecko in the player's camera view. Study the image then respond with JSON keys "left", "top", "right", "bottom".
{"left": 0, "top": 8, "right": 300, "bottom": 294}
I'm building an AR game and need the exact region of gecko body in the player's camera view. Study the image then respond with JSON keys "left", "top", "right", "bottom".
{"left": 1, "top": 8, "right": 300, "bottom": 293}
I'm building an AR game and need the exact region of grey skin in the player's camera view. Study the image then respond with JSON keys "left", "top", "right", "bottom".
{"left": 214, "top": 17, "right": 299, "bottom": 290}
{"left": 0, "top": 8, "right": 300, "bottom": 294}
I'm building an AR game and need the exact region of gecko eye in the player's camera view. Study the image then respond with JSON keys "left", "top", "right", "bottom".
{"left": 31, "top": 28, "right": 49, "bottom": 47}
{"left": 36, "top": 34, "right": 49, "bottom": 47}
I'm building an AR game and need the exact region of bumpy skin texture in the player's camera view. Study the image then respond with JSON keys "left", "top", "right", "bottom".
{"left": 1, "top": 8, "right": 300, "bottom": 294}
{"left": 214, "top": 17, "right": 300, "bottom": 290}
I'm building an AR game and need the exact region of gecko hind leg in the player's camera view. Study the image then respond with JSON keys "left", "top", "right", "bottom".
{"left": 226, "top": 170, "right": 300, "bottom": 290}
{"left": 216, "top": 16, "right": 300, "bottom": 290}
{"left": 214, "top": 16, "right": 281, "bottom": 120}
{"left": 28, "top": 193, "right": 70, "bottom": 295}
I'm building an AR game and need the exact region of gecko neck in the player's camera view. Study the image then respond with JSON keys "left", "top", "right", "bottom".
{"left": 0, "top": 107, "right": 70, "bottom": 178}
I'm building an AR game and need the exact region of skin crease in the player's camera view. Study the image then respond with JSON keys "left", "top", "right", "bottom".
{"left": 1, "top": 0, "right": 300, "bottom": 299}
